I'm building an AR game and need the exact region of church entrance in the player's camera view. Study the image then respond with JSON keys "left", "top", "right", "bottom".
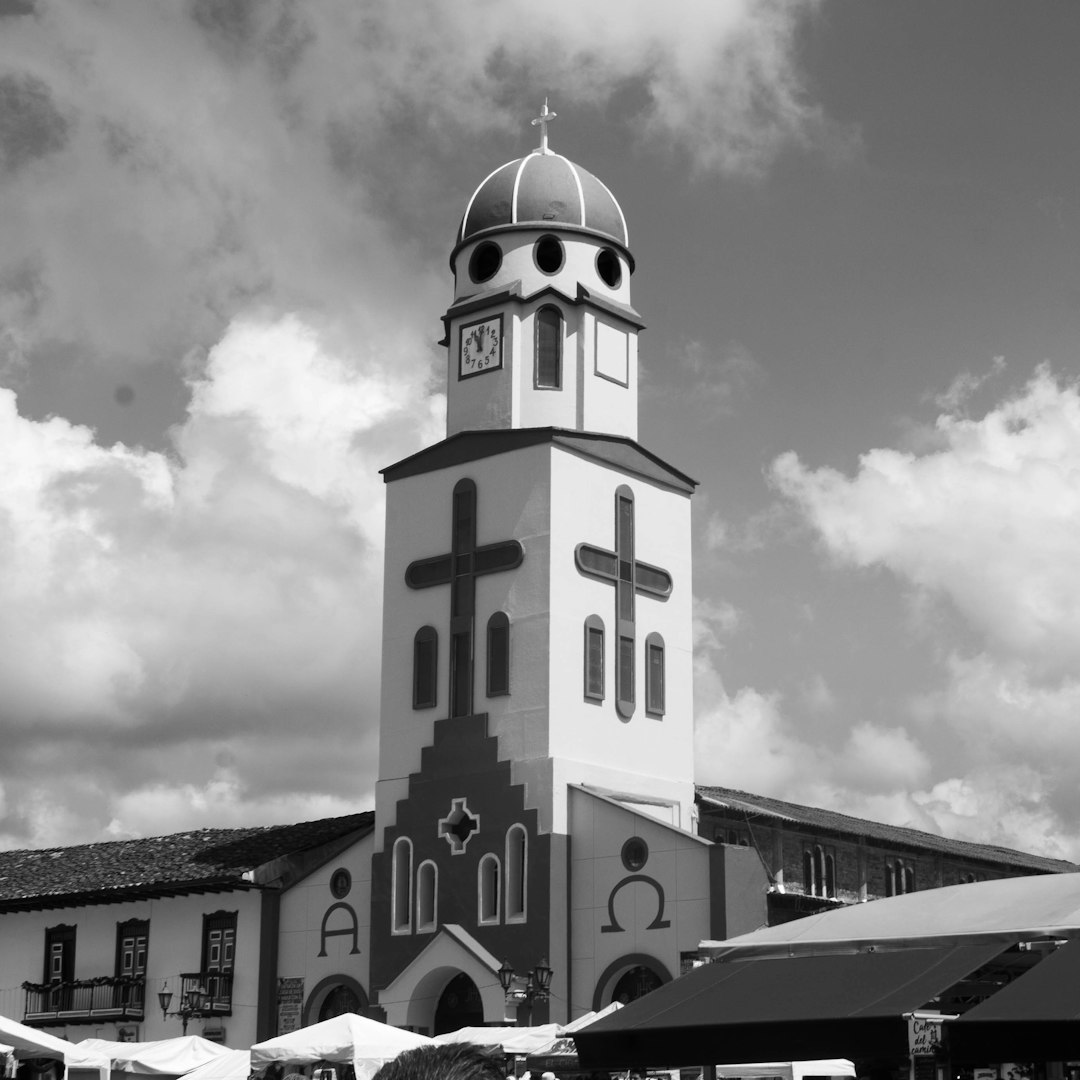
{"left": 610, "top": 964, "right": 663, "bottom": 1005}
{"left": 433, "top": 972, "right": 484, "bottom": 1034}
{"left": 319, "top": 983, "right": 362, "bottom": 1020}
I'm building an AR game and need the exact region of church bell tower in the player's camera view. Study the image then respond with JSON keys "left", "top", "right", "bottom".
{"left": 369, "top": 104, "right": 700, "bottom": 1033}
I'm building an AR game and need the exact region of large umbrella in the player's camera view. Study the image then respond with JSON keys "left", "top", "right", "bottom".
{"left": 0, "top": 1016, "right": 77, "bottom": 1060}
{"left": 250, "top": 1012, "right": 430, "bottom": 1080}
{"left": 431, "top": 1025, "right": 560, "bottom": 1054}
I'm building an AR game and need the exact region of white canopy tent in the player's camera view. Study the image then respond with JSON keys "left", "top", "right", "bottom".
{"left": 176, "top": 1049, "right": 250, "bottom": 1080}
{"left": 250, "top": 1012, "right": 430, "bottom": 1080}
{"left": 431, "top": 1025, "right": 561, "bottom": 1054}
{"left": 713, "top": 1061, "right": 855, "bottom": 1080}
{"left": 77, "top": 1037, "right": 231, "bottom": 1080}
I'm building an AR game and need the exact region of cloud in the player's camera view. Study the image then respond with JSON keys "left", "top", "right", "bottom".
{"left": 0, "top": 313, "right": 441, "bottom": 847}
{"left": 772, "top": 366, "right": 1080, "bottom": 671}
{"left": 766, "top": 366, "right": 1080, "bottom": 859}
{"left": 0, "top": 0, "right": 827, "bottom": 371}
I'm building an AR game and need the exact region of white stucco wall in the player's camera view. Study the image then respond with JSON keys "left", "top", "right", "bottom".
{"left": 568, "top": 787, "right": 711, "bottom": 1017}
{"left": 0, "top": 889, "right": 263, "bottom": 1046}
{"left": 277, "top": 834, "right": 374, "bottom": 1025}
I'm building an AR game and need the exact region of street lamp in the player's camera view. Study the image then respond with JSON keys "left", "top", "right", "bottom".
{"left": 158, "top": 982, "right": 211, "bottom": 1035}
{"left": 498, "top": 958, "right": 553, "bottom": 1023}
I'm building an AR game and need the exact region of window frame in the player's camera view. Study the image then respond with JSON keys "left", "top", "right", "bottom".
{"left": 201, "top": 910, "right": 237, "bottom": 974}
{"left": 478, "top": 853, "right": 501, "bottom": 926}
{"left": 584, "top": 615, "right": 605, "bottom": 701}
{"left": 115, "top": 918, "right": 149, "bottom": 979}
{"left": 534, "top": 305, "right": 563, "bottom": 390}
{"left": 486, "top": 611, "right": 510, "bottom": 697}
{"left": 505, "top": 824, "right": 528, "bottom": 923}
{"left": 413, "top": 626, "right": 438, "bottom": 709}
{"left": 645, "top": 631, "right": 665, "bottom": 716}
{"left": 391, "top": 837, "right": 414, "bottom": 935}
{"left": 415, "top": 860, "right": 438, "bottom": 934}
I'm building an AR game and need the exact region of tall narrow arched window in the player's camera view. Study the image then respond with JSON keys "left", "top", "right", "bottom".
{"left": 505, "top": 825, "right": 527, "bottom": 922}
{"left": 645, "top": 632, "right": 665, "bottom": 716}
{"left": 825, "top": 852, "right": 836, "bottom": 899}
{"left": 535, "top": 306, "right": 562, "bottom": 389}
{"left": 413, "top": 626, "right": 437, "bottom": 709}
{"left": 813, "top": 845, "right": 826, "bottom": 898}
{"left": 416, "top": 860, "right": 437, "bottom": 933}
{"left": 803, "top": 849, "right": 816, "bottom": 896}
{"left": 391, "top": 837, "right": 413, "bottom": 934}
{"left": 584, "top": 615, "right": 605, "bottom": 702}
{"left": 478, "top": 854, "right": 501, "bottom": 925}
{"left": 487, "top": 612, "right": 510, "bottom": 697}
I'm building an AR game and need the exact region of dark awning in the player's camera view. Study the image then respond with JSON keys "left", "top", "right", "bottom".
{"left": 948, "top": 938, "right": 1080, "bottom": 1062}
{"left": 573, "top": 944, "right": 1004, "bottom": 1069}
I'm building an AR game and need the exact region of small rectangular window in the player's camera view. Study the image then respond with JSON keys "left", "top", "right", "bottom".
{"left": 646, "top": 637, "right": 665, "bottom": 715}
{"left": 487, "top": 614, "right": 510, "bottom": 697}
{"left": 618, "top": 636, "right": 634, "bottom": 704}
{"left": 413, "top": 628, "right": 437, "bottom": 709}
{"left": 584, "top": 619, "right": 604, "bottom": 700}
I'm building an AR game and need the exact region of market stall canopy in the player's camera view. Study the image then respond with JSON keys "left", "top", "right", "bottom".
{"left": 573, "top": 943, "right": 1003, "bottom": 1069}
{"left": 431, "top": 1025, "right": 560, "bottom": 1053}
{"left": 77, "top": 1037, "right": 231, "bottom": 1078}
{"left": 250, "top": 1012, "right": 430, "bottom": 1080}
{"left": 947, "top": 936, "right": 1080, "bottom": 1062}
{"left": 705, "top": 874, "right": 1080, "bottom": 958}
{"left": 177, "top": 1050, "right": 251, "bottom": 1080}
{"left": 712, "top": 1061, "right": 855, "bottom": 1080}
{"left": 0, "top": 1015, "right": 78, "bottom": 1060}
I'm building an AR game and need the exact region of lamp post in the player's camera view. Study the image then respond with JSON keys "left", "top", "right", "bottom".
{"left": 498, "top": 958, "right": 553, "bottom": 1024}
{"left": 158, "top": 982, "right": 211, "bottom": 1035}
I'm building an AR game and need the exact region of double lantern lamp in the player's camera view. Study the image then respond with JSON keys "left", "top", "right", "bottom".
{"left": 498, "top": 957, "right": 553, "bottom": 1014}
{"left": 158, "top": 982, "right": 211, "bottom": 1035}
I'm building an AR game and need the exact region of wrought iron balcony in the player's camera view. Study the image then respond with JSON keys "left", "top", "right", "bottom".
{"left": 22, "top": 976, "right": 145, "bottom": 1026}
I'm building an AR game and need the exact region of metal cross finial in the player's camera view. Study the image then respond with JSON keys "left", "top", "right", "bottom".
{"left": 531, "top": 97, "right": 557, "bottom": 154}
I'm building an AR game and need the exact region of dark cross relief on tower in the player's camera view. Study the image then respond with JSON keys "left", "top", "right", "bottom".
{"left": 405, "top": 478, "right": 523, "bottom": 717}
{"left": 575, "top": 485, "right": 672, "bottom": 719}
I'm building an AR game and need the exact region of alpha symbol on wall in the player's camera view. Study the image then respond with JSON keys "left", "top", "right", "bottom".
{"left": 406, "top": 478, "right": 523, "bottom": 718}
{"left": 438, "top": 797, "right": 480, "bottom": 854}
{"left": 575, "top": 485, "right": 672, "bottom": 718}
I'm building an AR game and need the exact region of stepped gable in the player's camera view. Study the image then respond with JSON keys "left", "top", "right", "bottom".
{"left": 370, "top": 713, "right": 551, "bottom": 995}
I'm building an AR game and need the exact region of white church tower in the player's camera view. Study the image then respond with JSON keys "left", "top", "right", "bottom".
{"left": 369, "top": 105, "right": 711, "bottom": 1033}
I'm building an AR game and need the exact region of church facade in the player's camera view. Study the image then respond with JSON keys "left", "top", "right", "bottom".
{"left": 366, "top": 114, "right": 718, "bottom": 1030}
{"left": 0, "top": 116, "right": 1074, "bottom": 1047}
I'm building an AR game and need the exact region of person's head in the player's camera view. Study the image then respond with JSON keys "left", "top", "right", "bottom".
{"left": 372, "top": 1044, "right": 505, "bottom": 1080}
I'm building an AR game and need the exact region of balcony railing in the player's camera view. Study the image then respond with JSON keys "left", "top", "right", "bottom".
{"left": 23, "top": 976, "right": 144, "bottom": 1026}
{"left": 180, "top": 971, "right": 233, "bottom": 1015}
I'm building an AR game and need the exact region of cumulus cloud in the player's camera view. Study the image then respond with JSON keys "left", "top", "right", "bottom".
{"left": 0, "top": 1, "right": 834, "bottom": 845}
{"left": 765, "top": 366, "right": 1080, "bottom": 858}
{"left": 0, "top": 314, "right": 441, "bottom": 847}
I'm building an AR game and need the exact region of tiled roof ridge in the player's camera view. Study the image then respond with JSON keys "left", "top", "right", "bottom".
{"left": 695, "top": 784, "right": 1076, "bottom": 871}
{"left": 0, "top": 810, "right": 373, "bottom": 859}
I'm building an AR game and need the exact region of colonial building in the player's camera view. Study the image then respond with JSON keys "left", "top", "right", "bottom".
{"left": 0, "top": 111, "right": 1074, "bottom": 1045}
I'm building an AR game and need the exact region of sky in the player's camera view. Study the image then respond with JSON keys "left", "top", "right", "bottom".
{"left": 3, "top": 1, "right": 1080, "bottom": 859}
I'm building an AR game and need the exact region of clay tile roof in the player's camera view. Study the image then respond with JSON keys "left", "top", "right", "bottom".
{"left": 695, "top": 785, "right": 1076, "bottom": 874}
{"left": 0, "top": 812, "right": 373, "bottom": 910}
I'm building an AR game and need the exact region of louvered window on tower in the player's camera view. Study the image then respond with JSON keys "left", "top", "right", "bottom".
{"left": 645, "top": 632, "right": 665, "bottom": 715}
{"left": 584, "top": 615, "right": 605, "bottom": 701}
{"left": 535, "top": 306, "right": 562, "bottom": 389}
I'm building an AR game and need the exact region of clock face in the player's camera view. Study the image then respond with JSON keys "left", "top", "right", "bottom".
{"left": 459, "top": 315, "right": 503, "bottom": 378}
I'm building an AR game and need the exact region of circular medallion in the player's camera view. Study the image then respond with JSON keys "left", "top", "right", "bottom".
{"left": 621, "top": 836, "right": 649, "bottom": 872}
{"left": 330, "top": 867, "right": 352, "bottom": 899}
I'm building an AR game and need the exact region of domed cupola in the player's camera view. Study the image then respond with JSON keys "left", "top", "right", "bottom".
{"left": 455, "top": 151, "right": 630, "bottom": 256}
{"left": 442, "top": 102, "right": 643, "bottom": 443}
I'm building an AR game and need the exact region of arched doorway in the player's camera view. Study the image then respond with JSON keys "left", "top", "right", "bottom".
{"left": 319, "top": 983, "right": 362, "bottom": 1020}
{"left": 610, "top": 964, "right": 663, "bottom": 1004}
{"left": 433, "top": 972, "right": 484, "bottom": 1034}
